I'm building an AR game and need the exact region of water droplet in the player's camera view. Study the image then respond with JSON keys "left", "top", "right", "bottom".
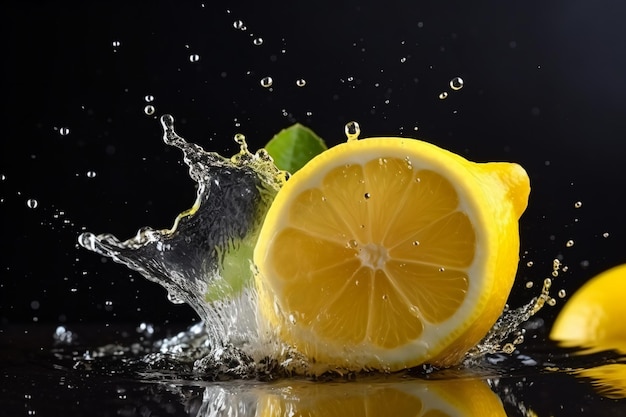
{"left": 144, "top": 95, "right": 154, "bottom": 102}
{"left": 253, "top": 37, "right": 263, "bottom": 46}
{"left": 438, "top": 267, "right": 445, "bottom": 272}
{"left": 400, "top": 57, "right": 407, "bottom": 63}
{"left": 382, "top": 294, "right": 388, "bottom": 300}
{"left": 167, "top": 291, "right": 185, "bottom": 304}
{"left": 26, "top": 199, "right": 38, "bottom": 209}
{"left": 233, "top": 20, "right": 244, "bottom": 30}
{"left": 260, "top": 76, "right": 273, "bottom": 88}
{"left": 59, "top": 127, "right": 70, "bottom": 136}
{"left": 344, "top": 121, "right": 361, "bottom": 142}
{"left": 525, "top": 281, "right": 534, "bottom": 289}
{"left": 347, "top": 239, "right": 358, "bottom": 249}
{"left": 412, "top": 241, "right": 420, "bottom": 246}
{"left": 543, "top": 278, "right": 552, "bottom": 290}
{"left": 112, "top": 40, "right": 121, "bottom": 47}
{"left": 189, "top": 54, "right": 200, "bottom": 63}
{"left": 566, "top": 239, "right": 574, "bottom": 247}
{"left": 363, "top": 192, "right": 371, "bottom": 199}
{"left": 144, "top": 105, "right": 155, "bottom": 116}
{"left": 86, "top": 171, "right": 97, "bottom": 178}
{"left": 574, "top": 201, "right": 582, "bottom": 208}
{"left": 526, "top": 261, "right": 534, "bottom": 267}
{"left": 547, "top": 298, "right": 557, "bottom": 307}
{"left": 603, "top": 232, "right": 610, "bottom": 238}
{"left": 449, "top": 77, "right": 464, "bottom": 90}
{"left": 558, "top": 289, "right": 567, "bottom": 298}
{"left": 438, "top": 92, "right": 448, "bottom": 100}
{"left": 296, "top": 78, "right": 306, "bottom": 87}
{"left": 502, "top": 343, "right": 515, "bottom": 354}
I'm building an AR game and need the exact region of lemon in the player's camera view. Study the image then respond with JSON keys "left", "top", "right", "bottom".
{"left": 254, "top": 137, "right": 530, "bottom": 372}
{"left": 551, "top": 263, "right": 626, "bottom": 348}
{"left": 256, "top": 377, "right": 506, "bottom": 417}
{"left": 550, "top": 264, "right": 626, "bottom": 399}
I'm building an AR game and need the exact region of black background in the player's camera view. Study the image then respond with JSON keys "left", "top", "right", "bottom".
{"left": 2, "top": 0, "right": 625, "bottom": 335}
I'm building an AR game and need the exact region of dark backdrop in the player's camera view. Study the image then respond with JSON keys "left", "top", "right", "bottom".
{"left": 2, "top": 1, "right": 625, "bottom": 334}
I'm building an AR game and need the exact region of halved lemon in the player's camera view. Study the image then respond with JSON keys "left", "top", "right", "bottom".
{"left": 254, "top": 137, "right": 530, "bottom": 372}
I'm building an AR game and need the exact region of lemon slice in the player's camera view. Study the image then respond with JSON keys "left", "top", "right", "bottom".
{"left": 254, "top": 137, "right": 530, "bottom": 371}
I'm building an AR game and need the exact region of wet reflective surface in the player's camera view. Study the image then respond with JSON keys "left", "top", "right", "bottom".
{"left": 3, "top": 323, "right": 626, "bottom": 416}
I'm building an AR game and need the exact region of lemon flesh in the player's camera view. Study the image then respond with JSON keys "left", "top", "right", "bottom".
{"left": 254, "top": 137, "right": 530, "bottom": 371}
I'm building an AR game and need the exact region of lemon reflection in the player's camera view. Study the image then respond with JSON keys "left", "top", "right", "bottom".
{"left": 196, "top": 377, "right": 506, "bottom": 417}
{"left": 550, "top": 264, "right": 626, "bottom": 399}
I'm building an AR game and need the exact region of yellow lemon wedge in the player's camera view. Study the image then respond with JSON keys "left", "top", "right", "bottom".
{"left": 254, "top": 137, "right": 530, "bottom": 372}
{"left": 256, "top": 377, "right": 506, "bottom": 417}
{"left": 550, "top": 264, "right": 626, "bottom": 399}
{"left": 551, "top": 263, "right": 626, "bottom": 349}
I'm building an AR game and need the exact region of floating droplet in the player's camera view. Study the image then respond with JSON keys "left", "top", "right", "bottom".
{"left": 189, "top": 54, "right": 200, "bottom": 63}
{"left": 558, "top": 289, "right": 567, "bottom": 298}
{"left": 525, "top": 281, "right": 534, "bottom": 289}
{"left": 26, "top": 199, "right": 38, "bottom": 209}
{"left": 253, "top": 37, "right": 263, "bottom": 46}
{"left": 144, "top": 95, "right": 154, "bottom": 103}
{"left": 59, "top": 127, "right": 70, "bottom": 136}
{"left": 233, "top": 20, "right": 244, "bottom": 30}
{"left": 603, "top": 232, "right": 610, "bottom": 238}
{"left": 566, "top": 240, "right": 574, "bottom": 247}
{"left": 526, "top": 261, "right": 534, "bottom": 267}
{"left": 574, "top": 201, "right": 582, "bottom": 208}
{"left": 344, "top": 121, "right": 361, "bottom": 142}
{"left": 296, "top": 78, "right": 306, "bottom": 87}
{"left": 112, "top": 40, "right": 121, "bottom": 48}
{"left": 438, "top": 267, "right": 446, "bottom": 272}
{"left": 412, "top": 241, "right": 420, "bottom": 246}
{"left": 86, "top": 171, "right": 97, "bottom": 178}
{"left": 347, "top": 239, "right": 358, "bottom": 249}
{"left": 260, "top": 77, "right": 273, "bottom": 88}
{"left": 449, "top": 77, "right": 464, "bottom": 90}
{"left": 438, "top": 92, "right": 448, "bottom": 100}
{"left": 363, "top": 192, "right": 371, "bottom": 199}
{"left": 144, "top": 105, "right": 155, "bottom": 116}
{"left": 400, "top": 57, "right": 407, "bottom": 63}
{"left": 543, "top": 278, "right": 552, "bottom": 290}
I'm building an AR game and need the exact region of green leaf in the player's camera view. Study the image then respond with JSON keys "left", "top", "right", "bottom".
{"left": 264, "top": 123, "right": 327, "bottom": 173}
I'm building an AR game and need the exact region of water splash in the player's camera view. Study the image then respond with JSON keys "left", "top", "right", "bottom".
{"left": 78, "top": 116, "right": 555, "bottom": 377}
{"left": 78, "top": 114, "right": 286, "bottom": 370}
